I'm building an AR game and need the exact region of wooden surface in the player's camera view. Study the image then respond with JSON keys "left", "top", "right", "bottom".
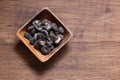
{"left": 0, "top": 0, "right": 120, "bottom": 80}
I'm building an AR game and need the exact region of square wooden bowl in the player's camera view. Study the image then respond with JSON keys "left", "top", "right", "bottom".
{"left": 17, "top": 7, "right": 73, "bottom": 62}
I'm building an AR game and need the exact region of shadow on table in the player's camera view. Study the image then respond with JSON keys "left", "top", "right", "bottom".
{"left": 15, "top": 41, "right": 69, "bottom": 75}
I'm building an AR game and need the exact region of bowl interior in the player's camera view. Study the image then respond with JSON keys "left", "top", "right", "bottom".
{"left": 17, "top": 8, "right": 72, "bottom": 62}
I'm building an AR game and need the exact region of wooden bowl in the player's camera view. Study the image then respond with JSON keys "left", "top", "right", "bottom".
{"left": 17, "top": 7, "right": 73, "bottom": 62}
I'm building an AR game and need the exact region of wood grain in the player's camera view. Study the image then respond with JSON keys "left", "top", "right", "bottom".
{"left": 0, "top": 0, "right": 120, "bottom": 80}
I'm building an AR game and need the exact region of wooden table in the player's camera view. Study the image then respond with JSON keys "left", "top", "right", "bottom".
{"left": 0, "top": 0, "right": 120, "bottom": 80}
